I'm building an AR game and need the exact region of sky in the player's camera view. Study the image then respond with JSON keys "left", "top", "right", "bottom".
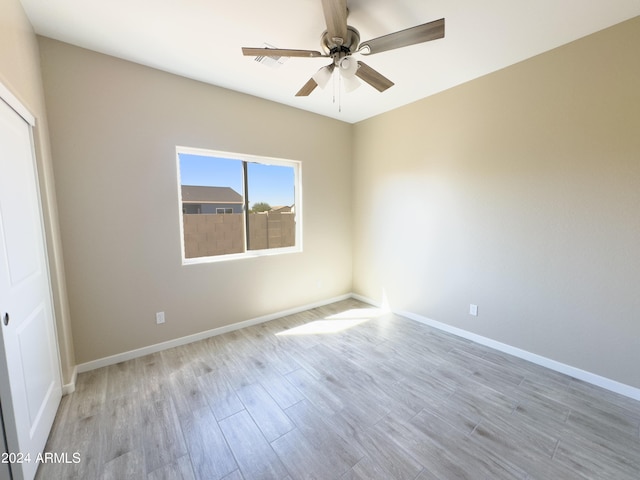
{"left": 179, "top": 153, "right": 295, "bottom": 207}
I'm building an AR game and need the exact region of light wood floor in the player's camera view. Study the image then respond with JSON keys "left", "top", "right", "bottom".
{"left": 37, "top": 299, "right": 640, "bottom": 479}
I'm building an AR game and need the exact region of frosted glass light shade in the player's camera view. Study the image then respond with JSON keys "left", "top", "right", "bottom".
{"left": 339, "top": 56, "right": 358, "bottom": 77}
{"left": 341, "top": 74, "right": 361, "bottom": 92}
{"left": 312, "top": 65, "right": 333, "bottom": 89}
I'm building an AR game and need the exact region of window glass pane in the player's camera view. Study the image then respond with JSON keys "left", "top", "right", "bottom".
{"left": 179, "top": 153, "right": 245, "bottom": 258}
{"left": 247, "top": 163, "right": 296, "bottom": 251}
{"left": 177, "top": 148, "right": 300, "bottom": 262}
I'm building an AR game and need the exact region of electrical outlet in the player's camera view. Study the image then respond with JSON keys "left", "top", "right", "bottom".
{"left": 156, "top": 312, "right": 165, "bottom": 324}
{"left": 469, "top": 304, "right": 478, "bottom": 316}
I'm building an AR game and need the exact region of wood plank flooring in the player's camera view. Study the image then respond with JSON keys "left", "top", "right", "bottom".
{"left": 36, "top": 299, "right": 640, "bottom": 479}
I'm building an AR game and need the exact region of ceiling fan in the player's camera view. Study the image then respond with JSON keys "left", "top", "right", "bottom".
{"left": 242, "top": 0, "right": 444, "bottom": 96}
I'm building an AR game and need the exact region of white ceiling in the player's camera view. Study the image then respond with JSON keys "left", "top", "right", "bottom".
{"left": 20, "top": 0, "right": 640, "bottom": 123}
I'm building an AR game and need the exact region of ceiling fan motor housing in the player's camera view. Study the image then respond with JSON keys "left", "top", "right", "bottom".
{"left": 321, "top": 25, "right": 360, "bottom": 61}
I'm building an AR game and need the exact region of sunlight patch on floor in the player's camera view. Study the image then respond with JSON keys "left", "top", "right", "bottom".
{"left": 325, "top": 307, "right": 388, "bottom": 320}
{"left": 276, "top": 318, "right": 369, "bottom": 336}
{"left": 276, "top": 306, "right": 388, "bottom": 336}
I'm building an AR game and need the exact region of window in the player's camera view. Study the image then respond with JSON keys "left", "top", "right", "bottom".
{"left": 177, "top": 147, "right": 301, "bottom": 263}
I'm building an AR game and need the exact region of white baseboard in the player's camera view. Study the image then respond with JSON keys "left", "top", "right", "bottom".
{"left": 76, "top": 294, "right": 352, "bottom": 374}
{"left": 61, "top": 366, "right": 77, "bottom": 396}
{"left": 353, "top": 294, "right": 640, "bottom": 401}
{"left": 351, "top": 293, "right": 386, "bottom": 308}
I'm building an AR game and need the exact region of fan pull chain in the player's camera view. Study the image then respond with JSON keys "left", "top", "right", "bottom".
{"left": 338, "top": 73, "right": 342, "bottom": 112}
{"left": 332, "top": 68, "right": 337, "bottom": 106}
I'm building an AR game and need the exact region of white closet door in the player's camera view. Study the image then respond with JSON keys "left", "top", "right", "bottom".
{"left": 0, "top": 92, "right": 62, "bottom": 480}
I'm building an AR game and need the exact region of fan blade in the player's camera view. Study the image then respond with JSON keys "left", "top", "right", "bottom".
{"left": 359, "top": 18, "right": 445, "bottom": 55}
{"left": 295, "top": 78, "right": 318, "bottom": 97}
{"left": 320, "top": 0, "right": 348, "bottom": 44}
{"left": 356, "top": 61, "right": 394, "bottom": 92}
{"left": 242, "top": 47, "right": 326, "bottom": 58}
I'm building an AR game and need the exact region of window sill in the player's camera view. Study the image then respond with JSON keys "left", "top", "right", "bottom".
{"left": 181, "top": 245, "right": 302, "bottom": 265}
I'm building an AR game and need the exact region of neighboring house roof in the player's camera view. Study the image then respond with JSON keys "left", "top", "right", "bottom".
{"left": 270, "top": 205, "right": 293, "bottom": 213}
{"left": 181, "top": 185, "right": 243, "bottom": 204}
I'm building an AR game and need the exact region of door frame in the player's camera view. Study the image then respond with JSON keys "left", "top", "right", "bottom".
{"left": 0, "top": 83, "right": 35, "bottom": 127}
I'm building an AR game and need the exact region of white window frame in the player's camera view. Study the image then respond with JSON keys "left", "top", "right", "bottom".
{"left": 176, "top": 146, "right": 303, "bottom": 264}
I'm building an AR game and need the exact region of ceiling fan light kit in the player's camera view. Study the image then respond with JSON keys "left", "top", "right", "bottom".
{"left": 339, "top": 56, "right": 358, "bottom": 77}
{"left": 341, "top": 74, "right": 361, "bottom": 93}
{"left": 311, "top": 64, "right": 334, "bottom": 89}
{"left": 242, "top": 0, "right": 444, "bottom": 101}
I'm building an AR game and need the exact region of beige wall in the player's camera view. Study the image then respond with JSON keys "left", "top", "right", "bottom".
{"left": 353, "top": 17, "right": 640, "bottom": 388}
{"left": 38, "top": 38, "right": 353, "bottom": 364}
{"left": 0, "top": 0, "right": 75, "bottom": 385}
